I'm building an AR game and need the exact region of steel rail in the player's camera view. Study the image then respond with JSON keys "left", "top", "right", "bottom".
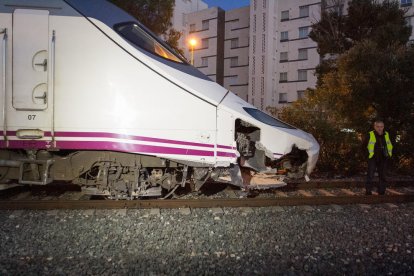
{"left": 284, "top": 179, "right": 414, "bottom": 189}
{"left": 0, "top": 194, "right": 413, "bottom": 210}
{"left": 1, "top": 179, "right": 412, "bottom": 192}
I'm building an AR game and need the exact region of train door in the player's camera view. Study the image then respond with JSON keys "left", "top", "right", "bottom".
{"left": 11, "top": 9, "right": 54, "bottom": 145}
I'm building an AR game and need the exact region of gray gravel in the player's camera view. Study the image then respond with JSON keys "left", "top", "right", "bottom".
{"left": 1, "top": 203, "right": 414, "bottom": 275}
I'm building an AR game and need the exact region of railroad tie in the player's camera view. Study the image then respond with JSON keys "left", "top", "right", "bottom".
{"left": 384, "top": 203, "right": 399, "bottom": 209}
{"left": 298, "top": 190, "right": 313, "bottom": 197}
{"left": 178, "top": 208, "right": 192, "bottom": 215}
{"left": 403, "top": 187, "right": 414, "bottom": 193}
{"left": 210, "top": 207, "right": 224, "bottom": 215}
{"left": 274, "top": 191, "right": 288, "bottom": 197}
{"left": 387, "top": 188, "right": 404, "bottom": 195}
{"left": 10, "top": 191, "right": 32, "bottom": 200}
{"left": 318, "top": 189, "right": 335, "bottom": 197}
{"left": 149, "top": 208, "right": 161, "bottom": 216}
{"left": 340, "top": 189, "right": 356, "bottom": 196}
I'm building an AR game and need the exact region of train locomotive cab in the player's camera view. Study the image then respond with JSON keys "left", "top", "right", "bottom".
{"left": 0, "top": 0, "right": 319, "bottom": 199}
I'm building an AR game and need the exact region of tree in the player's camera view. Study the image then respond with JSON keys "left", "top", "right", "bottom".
{"left": 310, "top": 0, "right": 411, "bottom": 57}
{"left": 310, "top": 0, "right": 411, "bottom": 78}
{"left": 279, "top": 0, "right": 414, "bottom": 174}
{"left": 111, "top": 0, "right": 183, "bottom": 53}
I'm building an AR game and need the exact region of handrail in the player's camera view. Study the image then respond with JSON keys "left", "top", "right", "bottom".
{"left": 51, "top": 30, "right": 56, "bottom": 147}
{"left": 1, "top": 28, "right": 7, "bottom": 147}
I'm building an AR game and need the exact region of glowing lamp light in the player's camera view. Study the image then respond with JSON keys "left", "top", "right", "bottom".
{"left": 188, "top": 38, "right": 197, "bottom": 65}
{"left": 189, "top": 38, "right": 197, "bottom": 47}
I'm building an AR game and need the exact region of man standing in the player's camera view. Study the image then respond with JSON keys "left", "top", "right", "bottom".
{"left": 365, "top": 119, "right": 393, "bottom": 195}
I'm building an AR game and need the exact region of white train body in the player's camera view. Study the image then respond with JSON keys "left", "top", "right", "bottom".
{"left": 0, "top": 0, "right": 319, "bottom": 198}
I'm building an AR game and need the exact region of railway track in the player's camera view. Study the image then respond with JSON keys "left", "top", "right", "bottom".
{"left": 0, "top": 179, "right": 413, "bottom": 210}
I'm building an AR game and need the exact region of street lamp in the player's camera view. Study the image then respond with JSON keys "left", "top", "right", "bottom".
{"left": 189, "top": 38, "right": 197, "bottom": 65}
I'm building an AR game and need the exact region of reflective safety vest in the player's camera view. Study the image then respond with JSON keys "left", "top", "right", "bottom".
{"left": 367, "top": 131, "right": 393, "bottom": 159}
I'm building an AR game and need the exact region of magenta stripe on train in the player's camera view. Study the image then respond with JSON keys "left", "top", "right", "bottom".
{"left": 4, "top": 140, "right": 237, "bottom": 158}
{"left": 4, "top": 131, "right": 235, "bottom": 150}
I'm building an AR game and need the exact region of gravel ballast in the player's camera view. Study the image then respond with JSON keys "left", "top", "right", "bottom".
{"left": 1, "top": 204, "right": 413, "bottom": 275}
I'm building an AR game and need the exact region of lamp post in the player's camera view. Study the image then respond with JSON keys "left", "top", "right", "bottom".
{"left": 189, "top": 38, "right": 197, "bottom": 65}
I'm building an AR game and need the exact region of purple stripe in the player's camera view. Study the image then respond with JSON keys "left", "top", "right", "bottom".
{"left": 4, "top": 131, "right": 237, "bottom": 154}
{"left": 53, "top": 131, "right": 216, "bottom": 149}
{"left": 8, "top": 140, "right": 52, "bottom": 149}
{"left": 58, "top": 141, "right": 215, "bottom": 156}
{"left": 6, "top": 140, "right": 214, "bottom": 157}
{"left": 217, "top": 151, "right": 237, "bottom": 158}
{"left": 5, "top": 130, "right": 214, "bottom": 148}
{"left": 217, "top": 144, "right": 235, "bottom": 150}
{"left": 5, "top": 130, "right": 236, "bottom": 150}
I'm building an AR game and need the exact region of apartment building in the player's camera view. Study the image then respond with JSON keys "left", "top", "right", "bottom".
{"left": 223, "top": 6, "right": 250, "bottom": 101}
{"left": 185, "top": 7, "right": 225, "bottom": 84}
{"left": 183, "top": 0, "right": 321, "bottom": 109}
{"left": 177, "top": 0, "right": 414, "bottom": 110}
{"left": 248, "top": 0, "right": 277, "bottom": 109}
{"left": 247, "top": 0, "right": 321, "bottom": 109}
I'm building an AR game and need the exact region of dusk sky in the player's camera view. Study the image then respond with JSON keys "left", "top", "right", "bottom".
{"left": 203, "top": 0, "right": 250, "bottom": 10}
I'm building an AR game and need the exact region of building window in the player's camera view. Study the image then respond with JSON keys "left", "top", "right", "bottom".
{"left": 230, "top": 57, "right": 239, "bottom": 67}
{"left": 280, "top": 51, "right": 288, "bottom": 62}
{"left": 227, "top": 75, "right": 238, "bottom": 86}
{"left": 263, "top": 13, "right": 266, "bottom": 32}
{"left": 281, "top": 10, "right": 289, "bottom": 21}
{"left": 406, "top": 17, "right": 412, "bottom": 27}
{"left": 299, "top": 27, "right": 309, "bottom": 39}
{"left": 280, "top": 31, "right": 289, "bottom": 41}
{"left": 202, "top": 20, "right": 209, "bottom": 30}
{"left": 279, "top": 93, "right": 287, "bottom": 103}
{"left": 261, "top": 77, "right": 264, "bottom": 95}
{"left": 297, "top": 90, "right": 305, "bottom": 100}
{"left": 253, "top": 0, "right": 257, "bottom": 10}
{"left": 201, "top": 38, "right": 209, "bottom": 48}
{"left": 280, "top": 72, "right": 287, "bottom": 82}
{"left": 252, "top": 56, "right": 256, "bottom": 73}
{"left": 253, "top": 35, "right": 256, "bottom": 53}
{"left": 251, "top": 77, "right": 256, "bottom": 96}
{"left": 299, "top": 6, "right": 309, "bottom": 17}
{"left": 401, "top": 0, "right": 412, "bottom": 7}
{"left": 298, "top": 70, "right": 307, "bottom": 81}
{"left": 298, "top": 48, "right": 308, "bottom": 60}
{"left": 230, "top": 19, "right": 240, "bottom": 30}
{"left": 261, "top": 56, "right": 265, "bottom": 74}
{"left": 189, "top": 24, "right": 196, "bottom": 33}
{"left": 262, "top": 34, "right": 266, "bottom": 52}
{"left": 263, "top": 0, "right": 266, "bottom": 9}
{"left": 253, "top": 15, "right": 257, "bottom": 33}
{"left": 231, "top": 38, "right": 239, "bottom": 48}
{"left": 201, "top": 57, "right": 208, "bottom": 67}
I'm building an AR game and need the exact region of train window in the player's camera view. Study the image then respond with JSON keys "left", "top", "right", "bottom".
{"left": 115, "top": 22, "right": 184, "bottom": 63}
{"left": 243, "top": 107, "right": 296, "bottom": 129}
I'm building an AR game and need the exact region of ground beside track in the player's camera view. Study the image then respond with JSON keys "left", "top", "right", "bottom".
{"left": 1, "top": 204, "right": 413, "bottom": 275}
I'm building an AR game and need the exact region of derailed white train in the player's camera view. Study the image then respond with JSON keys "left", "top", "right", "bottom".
{"left": 0, "top": 0, "right": 319, "bottom": 198}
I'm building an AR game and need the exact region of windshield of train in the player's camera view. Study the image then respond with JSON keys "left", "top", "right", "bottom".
{"left": 115, "top": 23, "right": 184, "bottom": 63}
{"left": 243, "top": 107, "right": 296, "bottom": 129}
